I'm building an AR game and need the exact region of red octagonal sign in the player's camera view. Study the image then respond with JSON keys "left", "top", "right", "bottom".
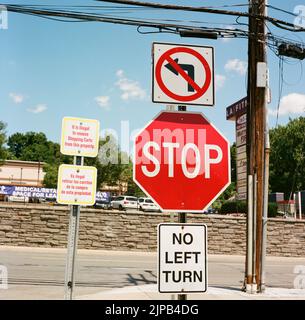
{"left": 133, "top": 111, "right": 231, "bottom": 212}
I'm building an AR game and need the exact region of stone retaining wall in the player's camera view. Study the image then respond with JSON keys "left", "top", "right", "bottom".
{"left": 0, "top": 203, "right": 304, "bottom": 257}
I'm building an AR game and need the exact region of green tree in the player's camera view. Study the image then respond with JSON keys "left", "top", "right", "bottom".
{"left": 7, "top": 132, "right": 68, "bottom": 164}
{"left": 269, "top": 117, "right": 305, "bottom": 198}
{"left": 95, "top": 134, "right": 126, "bottom": 188}
{"left": 0, "top": 121, "right": 8, "bottom": 163}
{"left": 230, "top": 143, "right": 237, "bottom": 184}
{"left": 43, "top": 163, "right": 59, "bottom": 188}
{"left": 212, "top": 144, "right": 237, "bottom": 210}
{"left": 120, "top": 160, "right": 145, "bottom": 197}
{"left": 7, "top": 131, "right": 72, "bottom": 188}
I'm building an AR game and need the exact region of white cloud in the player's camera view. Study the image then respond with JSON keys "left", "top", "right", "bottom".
{"left": 215, "top": 74, "right": 226, "bottom": 89}
{"left": 95, "top": 96, "right": 110, "bottom": 110}
{"left": 225, "top": 59, "right": 247, "bottom": 75}
{"left": 269, "top": 93, "right": 305, "bottom": 116}
{"left": 116, "top": 69, "right": 124, "bottom": 78}
{"left": 27, "top": 104, "right": 47, "bottom": 114}
{"left": 115, "top": 69, "right": 146, "bottom": 101}
{"left": 9, "top": 93, "right": 24, "bottom": 104}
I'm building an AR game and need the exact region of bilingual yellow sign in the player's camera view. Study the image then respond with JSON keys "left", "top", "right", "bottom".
{"left": 57, "top": 164, "right": 97, "bottom": 206}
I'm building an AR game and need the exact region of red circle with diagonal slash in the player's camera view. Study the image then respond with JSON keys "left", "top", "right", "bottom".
{"left": 155, "top": 46, "right": 212, "bottom": 102}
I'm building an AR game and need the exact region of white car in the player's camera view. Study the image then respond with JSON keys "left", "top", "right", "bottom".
{"left": 138, "top": 197, "right": 161, "bottom": 212}
{"left": 110, "top": 196, "right": 138, "bottom": 211}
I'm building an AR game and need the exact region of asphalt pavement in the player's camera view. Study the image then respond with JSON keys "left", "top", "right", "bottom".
{"left": 0, "top": 246, "right": 304, "bottom": 300}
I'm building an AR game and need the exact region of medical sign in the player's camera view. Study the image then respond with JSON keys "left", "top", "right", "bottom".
{"left": 60, "top": 117, "right": 100, "bottom": 157}
{"left": 152, "top": 42, "right": 214, "bottom": 106}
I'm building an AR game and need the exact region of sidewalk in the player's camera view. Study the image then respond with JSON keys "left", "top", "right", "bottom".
{"left": 77, "top": 284, "right": 305, "bottom": 300}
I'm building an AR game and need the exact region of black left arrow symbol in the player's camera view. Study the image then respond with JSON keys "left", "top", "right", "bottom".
{"left": 165, "top": 58, "right": 195, "bottom": 92}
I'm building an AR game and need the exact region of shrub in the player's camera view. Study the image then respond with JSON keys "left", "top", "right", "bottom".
{"left": 268, "top": 202, "right": 278, "bottom": 217}
{"left": 220, "top": 201, "right": 247, "bottom": 214}
{"left": 220, "top": 200, "right": 278, "bottom": 217}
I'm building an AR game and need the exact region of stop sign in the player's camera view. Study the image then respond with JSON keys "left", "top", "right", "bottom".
{"left": 133, "top": 111, "right": 230, "bottom": 212}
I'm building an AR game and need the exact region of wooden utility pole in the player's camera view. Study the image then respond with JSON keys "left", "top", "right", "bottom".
{"left": 246, "top": 0, "right": 267, "bottom": 293}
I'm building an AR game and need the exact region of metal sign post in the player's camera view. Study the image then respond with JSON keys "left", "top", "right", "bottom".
{"left": 178, "top": 105, "right": 187, "bottom": 301}
{"left": 64, "top": 155, "right": 83, "bottom": 300}
{"left": 178, "top": 212, "right": 187, "bottom": 301}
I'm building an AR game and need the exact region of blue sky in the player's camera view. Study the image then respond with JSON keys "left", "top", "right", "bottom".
{"left": 1, "top": 0, "right": 305, "bottom": 153}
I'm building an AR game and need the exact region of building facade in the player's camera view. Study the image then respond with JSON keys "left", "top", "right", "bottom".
{"left": 0, "top": 160, "right": 45, "bottom": 187}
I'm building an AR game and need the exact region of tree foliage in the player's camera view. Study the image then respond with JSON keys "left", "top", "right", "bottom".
{"left": 269, "top": 117, "right": 305, "bottom": 198}
{"left": 96, "top": 134, "right": 143, "bottom": 195}
{"left": 7, "top": 132, "right": 68, "bottom": 164}
{"left": 43, "top": 163, "right": 59, "bottom": 188}
{"left": 7, "top": 132, "right": 71, "bottom": 188}
{"left": 213, "top": 144, "right": 237, "bottom": 210}
{"left": 0, "top": 121, "right": 8, "bottom": 163}
{"left": 230, "top": 143, "right": 237, "bottom": 184}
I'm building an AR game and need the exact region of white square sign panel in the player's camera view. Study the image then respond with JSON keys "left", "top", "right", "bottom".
{"left": 152, "top": 42, "right": 215, "bottom": 106}
{"left": 60, "top": 117, "right": 100, "bottom": 157}
{"left": 158, "top": 223, "right": 207, "bottom": 293}
{"left": 57, "top": 164, "right": 97, "bottom": 206}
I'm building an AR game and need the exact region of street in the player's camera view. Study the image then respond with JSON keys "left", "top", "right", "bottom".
{"left": 0, "top": 246, "right": 304, "bottom": 300}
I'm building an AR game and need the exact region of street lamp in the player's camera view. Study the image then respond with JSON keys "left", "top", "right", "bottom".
{"left": 20, "top": 168, "right": 23, "bottom": 185}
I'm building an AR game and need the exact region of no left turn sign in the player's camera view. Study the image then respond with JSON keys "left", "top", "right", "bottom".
{"left": 152, "top": 42, "right": 215, "bottom": 106}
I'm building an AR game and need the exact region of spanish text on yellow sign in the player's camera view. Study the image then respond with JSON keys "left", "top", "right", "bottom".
{"left": 57, "top": 164, "right": 97, "bottom": 206}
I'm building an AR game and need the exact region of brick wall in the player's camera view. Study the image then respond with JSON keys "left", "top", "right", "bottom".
{"left": 0, "top": 203, "right": 304, "bottom": 257}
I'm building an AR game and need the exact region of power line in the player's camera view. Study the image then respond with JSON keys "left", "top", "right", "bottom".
{"left": 4, "top": 3, "right": 305, "bottom": 56}
{"left": 275, "top": 56, "right": 284, "bottom": 127}
{"left": 5, "top": 3, "right": 305, "bottom": 52}
{"left": 266, "top": 4, "right": 298, "bottom": 17}
{"left": 4, "top": 4, "right": 251, "bottom": 39}
{"left": 94, "top": 0, "right": 305, "bottom": 32}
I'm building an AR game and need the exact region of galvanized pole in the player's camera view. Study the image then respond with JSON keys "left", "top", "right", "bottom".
{"left": 64, "top": 155, "right": 83, "bottom": 300}
{"left": 260, "top": 0, "right": 269, "bottom": 293}
{"left": 252, "top": 173, "right": 257, "bottom": 293}
{"left": 261, "top": 121, "right": 270, "bottom": 292}
{"left": 293, "top": 193, "right": 297, "bottom": 220}
{"left": 178, "top": 212, "right": 187, "bottom": 300}
{"left": 245, "top": 175, "right": 253, "bottom": 292}
{"left": 178, "top": 105, "right": 187, "bottom": 301}
{"left": 298, "top": 192, "right": 302, "bottom": 220}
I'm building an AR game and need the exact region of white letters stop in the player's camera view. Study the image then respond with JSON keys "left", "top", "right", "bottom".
{"left": 141, "top": 142, "right": 223, "bottom": 179}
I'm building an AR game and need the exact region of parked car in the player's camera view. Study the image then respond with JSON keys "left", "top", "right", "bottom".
{"left": 204, "top": 206, "right": 217, "bottom": 214}
{"left": 94, "top": 199, "right": 111, "bottom": 209}
{"left": 138, "top": 197, "right": 161, "bottom": 212}
{"left": 5, "top": 195, "right": 29, "bottom": 203}
{"left": 110, "top": 196, "right": 138, "bottom": 211}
